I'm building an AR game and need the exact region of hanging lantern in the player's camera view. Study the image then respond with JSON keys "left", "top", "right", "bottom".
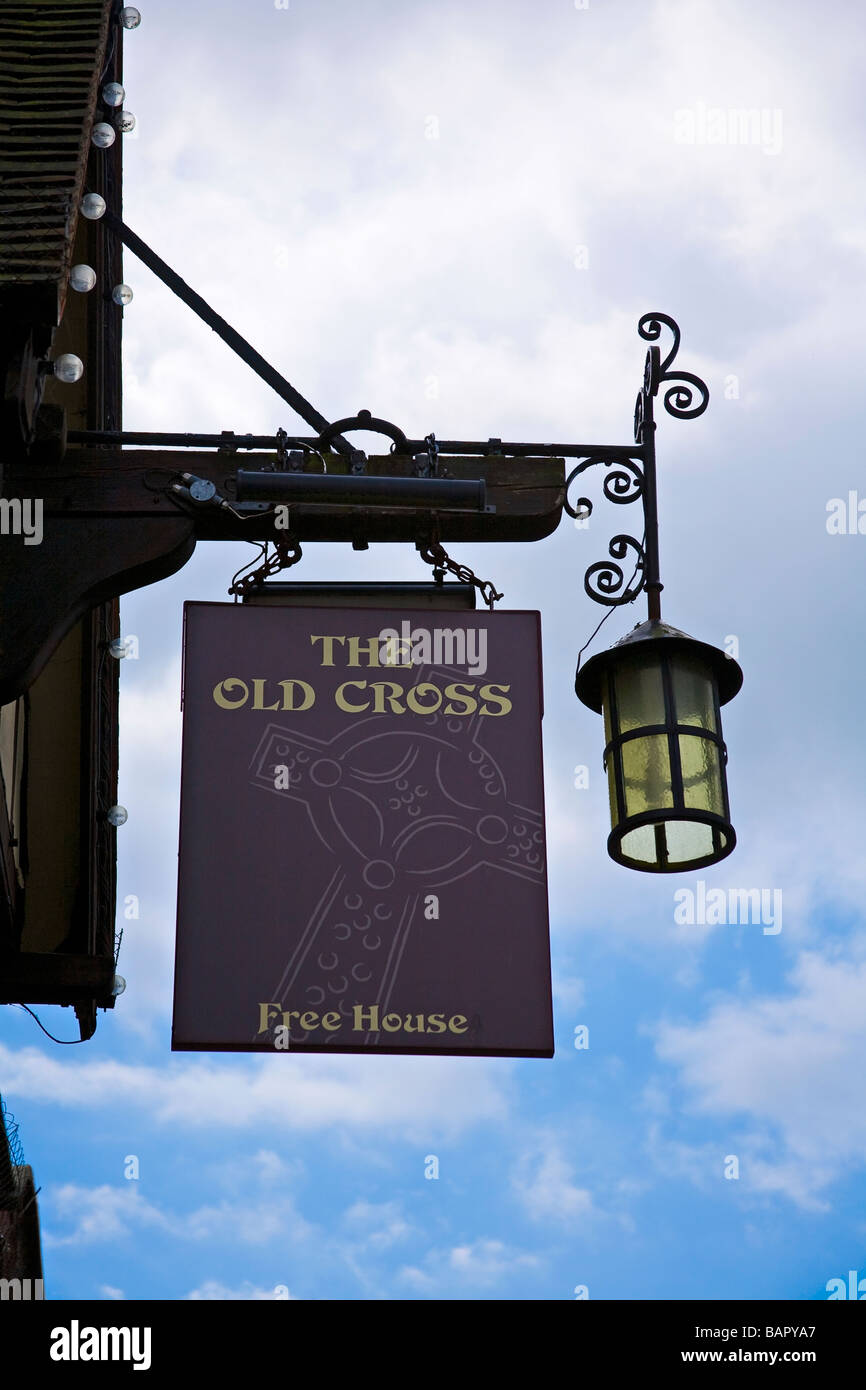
{"left": 575, "top": 620, "right": 742, "bottom": 873}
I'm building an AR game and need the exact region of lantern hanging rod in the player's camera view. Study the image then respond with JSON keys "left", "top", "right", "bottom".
{"left": 67, "top": 429, "right": 643, "bottom": 460}
{"left": 101, "top": 211, "right": 356, "bottom": 461}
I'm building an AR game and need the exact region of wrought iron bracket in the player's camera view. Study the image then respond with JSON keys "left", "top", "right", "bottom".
{"left": 564, "top": 313, "right": 709, "bottom": 615}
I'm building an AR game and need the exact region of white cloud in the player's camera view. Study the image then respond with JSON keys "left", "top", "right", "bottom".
{"left": 400, "top": 1236, "right": 541, "bottom": 1293}
{"left": 342, "top": 1199, "right": 412, "bottom": 1249}
{"left": 43, "top": 1181, "right": 310, "bottom": 1249}
{"left": 43, "top": 1184, "right": 171, "bottom": 1248}
{"left": 653, "top": 945, "right": 866, "bottom": 1206}
{"left": 512, "top": 1139, "right": 599, "bottom": 1228}
{"left": 0, "top": 1044, "right": 511, "bottom": 1140}
{"left": 186, "top": 1280, "right": 294, "bottom": 1300}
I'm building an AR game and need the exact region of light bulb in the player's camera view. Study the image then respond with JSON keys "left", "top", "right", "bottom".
{"left": 91, "top": 122, "right": 116, "bottom": 149}
{"left": 111, "top": 284, "right": 133, "bottom": 306}
{"left": 69, "top": 264, "right": 96, "bottom": 292}
{"left": 53, "top": 354, "right": 84, "bottom": 383}
{"left": 102, "top": 82, "right": 125, "bottom": 107}
{"left": 121, "top": 7, "right": 142, "bottom": 27}
{"left": 117, "top": 110, "right": 136, "bottom": 133}
{"left": 107, "top": 805, "right": 128, "bottom": 827}
{"left": 109, "top": 637, "right": 131, "bottom": 659}
{"left": 81, "top": 193, "right": 106, "bottom": 220}
{"left": 111, "top": 975, "right": 127, "bottom": 997}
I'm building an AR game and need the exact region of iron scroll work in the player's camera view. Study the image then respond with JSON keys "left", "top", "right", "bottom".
{"left": 564, "top": 313, "right": 709, "bottom": 613}
{"left": 175, "top": 312, "right": 709, "bottom": 613}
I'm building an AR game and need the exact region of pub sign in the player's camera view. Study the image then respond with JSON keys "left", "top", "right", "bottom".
{"left": 172, "top": 601, "right": 554, "bottom": 1056}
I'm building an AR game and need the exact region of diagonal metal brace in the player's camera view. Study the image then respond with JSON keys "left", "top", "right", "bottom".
{"left": 103, "top": 211, "right": 354, "bottom": 460}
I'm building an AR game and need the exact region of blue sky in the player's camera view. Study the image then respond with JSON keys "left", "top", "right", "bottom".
{"left": 3, "top": 0, "right": 866, "bottom": 1300}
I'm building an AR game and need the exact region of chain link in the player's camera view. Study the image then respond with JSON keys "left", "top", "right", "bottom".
{"left": 228, "top": 535, "right": 303, "bottom": 598}
{"left": 416, "top": 536, "right": 504, "bottom": 610}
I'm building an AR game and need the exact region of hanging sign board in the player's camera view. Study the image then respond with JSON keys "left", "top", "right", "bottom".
{"left": 172, "top": 601, "right": 553, "bottom": 1056}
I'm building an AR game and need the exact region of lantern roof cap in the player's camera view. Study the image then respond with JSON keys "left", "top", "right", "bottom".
{"left": 575, "top": 618, "right": 743, "bottom": 712}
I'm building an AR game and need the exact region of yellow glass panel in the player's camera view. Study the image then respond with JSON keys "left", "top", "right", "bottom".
{"left": 614, "top": 659, "right": 665, "bottom": 732}
{"left": 620, "top": 734, "right": 673, "bottom": 818}
{"left": 671, "top": 657, "right": 717, "bottom": 731}
{"left": 605, "top": 751, "right": 619, "bottom": 828}
{"left": 679, "top": 734, "right": 724, "bottom": 814}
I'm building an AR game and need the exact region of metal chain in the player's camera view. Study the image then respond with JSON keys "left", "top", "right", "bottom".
{"left": 228, "top": 534, "right": 303, "bottom": 598}
{"left": 416, "top": 536, "right": 504, "bottom": 610}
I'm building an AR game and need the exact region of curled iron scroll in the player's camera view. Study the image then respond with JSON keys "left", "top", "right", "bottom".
{"left": 638, "top": 313, "right": 709, "bottom": 422}
{"left": 584, "top": 534, "right": 646, "bottom": 607}
{"left": 564, "top": 456, "right": 644, "bottom": 518}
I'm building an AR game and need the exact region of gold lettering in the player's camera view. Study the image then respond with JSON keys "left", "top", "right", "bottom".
{"left": 346, "top": 636, "right": 382, "bottom": 667}
{"left": 426, "top": 1013, "right": 446, "bottom": 1033}
{"left": 278, "top": 679, "right": 315, "bottom": 711}
{"left": 321, "top": 1011, "right": 341, "bottom": 1031}
{"left": 479, "top": 683, "right": 512, "bottom": 716}
{"left": 299, "top": 1010, "right": 319, "bottom": 1030}
{"left": 252, "top": 678, "right": 281, "bottom": 711}
{"left": 310, "top": 635, "right": 346, "bottom": 666}
{"left": 353, "top": 1003, "right": 380, "bottom": 1031}
{"left": 213, "top": 677, "right": 249, "bottom": 709}
{"left": 406, "top": 682, "right": 442, "bottom": 714}
{"left": 369, "top": 680, "right": 405, "bottom": 714}
{"left": 382, "top": 1012, "right": 403, "bottom": 1032}
{"left": 335, "top": 681, "right": 370, "bottom": 713}
{"left": 443, "top": 682, "right": 478, "bottom": 716}
{"left": 257, "top": 1002, "right": 281, "bottom": 1035}
{"left": 448, "top": 1014, "right": 469, "bottom": 1033}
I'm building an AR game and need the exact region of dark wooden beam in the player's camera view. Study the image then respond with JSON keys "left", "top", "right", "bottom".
{"left": 0, "top": 515, "right": 195, "bottom": 704}
{"left": 0, "top": 950, "right": 116, "bottom": 1005}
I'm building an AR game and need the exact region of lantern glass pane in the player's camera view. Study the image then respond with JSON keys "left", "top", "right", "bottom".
{"left": 614, "top": 659, "right": 665, "bottom": 732}
{"left": 621, "top": 734, "right": 673, "bottom": 817}
{"left": 603, "top": 680, "right": 614, "bottom": 745}
{"left": 672, "top": 657, "right": 717, "bottom": 731}
{"left": 679, "top": 734, "right": 724, "bottom": 814}
{"left": 603, "top": 751, "right": 619, "bottom": 827}
{"left": 618, "top": 818, "right": 732, "bottom": 870}
{"left": 663, "top": 819, "right": 726, "bottom": 865}
{"left": 619, "top": 823, "right": 657, "bottom": 864}
{"left": 602, "top": 680, "right": 620, "bottom": 825}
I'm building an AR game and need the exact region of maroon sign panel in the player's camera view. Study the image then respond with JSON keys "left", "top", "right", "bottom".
{"left": 172, "top": 602, "right": 553, "bottom": 1056}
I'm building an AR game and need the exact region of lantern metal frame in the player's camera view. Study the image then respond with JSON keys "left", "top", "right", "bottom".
{"left": 576, "top": 621, "right": 743, "bottom": 873}
{"left": 570, "top": 315, "right": 744, "bottom": 873}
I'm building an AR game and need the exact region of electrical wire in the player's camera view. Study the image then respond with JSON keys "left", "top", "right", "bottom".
{"left": 575, "top": 530, "right": 646, "bottom": 675}
{"left": 8, "top": 1003, "right": 87, "bottom": 1045}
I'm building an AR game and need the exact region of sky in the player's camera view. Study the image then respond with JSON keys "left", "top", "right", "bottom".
{"left": 3, "top": 0, "right": 866, "bottom": 1301}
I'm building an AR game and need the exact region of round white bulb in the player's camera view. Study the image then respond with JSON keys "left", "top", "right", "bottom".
{"left": 69, "top": 264, "right": 96, "bottom": 293}
{"left": 107, "top": 805, "right": 128, "bottom": 827}
{"left": 102, "top": 82, "right": 125, "bottom": 107}
{"left": 111, "top": 975, "right": 127, "bottom": 997}
{"left": 117, "top": 110, "right": 136, "bottom": 133}
{"left": 111, "top": 283, "right": 133, "bottom": 306}
{"left": 109, "top": 637, "right": 130, "bottom": 659}
{"left": 80, "top": 193, "right": 106, "bottom": 220}
{"left": 91, "top": 122, "right": 116, "bottom": 149}
{"left": 53, "top": 354, "right": 84, "bottom": 384}
{"left": 121, "top": 7, "right": 142, "bottom": 28}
